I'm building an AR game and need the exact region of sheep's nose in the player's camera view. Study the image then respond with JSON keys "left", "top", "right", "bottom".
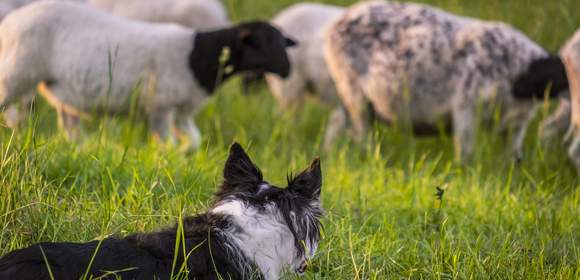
{"left": 296, "top": 260, "right": 308, "bottom": 275}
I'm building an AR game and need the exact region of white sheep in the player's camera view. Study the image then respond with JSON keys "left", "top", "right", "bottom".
{"left": 323, "top": 0, "right": 555, "bottom": 161}
{"left": 3, "top": 0, "right": 231, "bottom": 127}
{"left": 0, "top": 0, "right": 41, "bottom": 19}
{"left": 1, "top": 0, "right": 85, "bottom": 128}
{"left": 87, "top": 0, "right": 229, "bottom": 30}
{"left": 1, "top": 0, "right": 88, "bottom": 21}
{"left": 264, "top": 3, "right": 344, "bottom": 108}
{"left": 559, "top": 29, "right": 580, "bottom": 172}
{"left": 0, "top": 1, "right": 294, "bottom": 149}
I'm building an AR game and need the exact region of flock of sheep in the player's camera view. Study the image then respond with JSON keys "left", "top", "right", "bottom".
{"left": 0, "top": 0, "right": 579, "bottom": 171}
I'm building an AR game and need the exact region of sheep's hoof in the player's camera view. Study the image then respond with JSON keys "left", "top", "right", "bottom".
{"left": 513, "top": 151, "right": 524, "bottom": 165}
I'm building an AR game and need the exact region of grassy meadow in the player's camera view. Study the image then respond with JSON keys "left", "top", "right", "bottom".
{"left": 2, "top": 0, "right": 580, "bottom": 279}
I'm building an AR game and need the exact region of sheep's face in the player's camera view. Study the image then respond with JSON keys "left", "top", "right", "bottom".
{"left": 234, "top": 21, "right": 297, "bottom": 78}
{"left": 513, "top": 56, "right": 569, "bottom": 99}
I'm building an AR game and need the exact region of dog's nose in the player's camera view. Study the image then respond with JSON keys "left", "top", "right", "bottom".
{"left": 296, "top": 260, "right": 308, "bottom": 275}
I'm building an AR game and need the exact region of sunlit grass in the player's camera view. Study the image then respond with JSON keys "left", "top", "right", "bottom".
{"left": 1, "top": 0, "right": 580, "bottom": 279}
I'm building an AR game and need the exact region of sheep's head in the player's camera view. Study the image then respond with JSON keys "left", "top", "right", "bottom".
{"left": 232, "top": 21, "right": 297, "bottom": 78}
{"left": 191, "top": 21, "right": 297, "bottom": 93}
{"left": 513, "top": 56, "right": 569, "bottom": 99}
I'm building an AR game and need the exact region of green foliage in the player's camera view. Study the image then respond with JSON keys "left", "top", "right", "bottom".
{"left": 1, "top": 0, "right": 580, "bottom": 279}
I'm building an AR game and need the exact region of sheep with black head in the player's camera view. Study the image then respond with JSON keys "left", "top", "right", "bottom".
{"left": 0, "top": 1, "right": 295, "bottom": 149}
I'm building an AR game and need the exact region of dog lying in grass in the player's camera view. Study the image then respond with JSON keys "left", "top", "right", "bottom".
{"left": 0, "top": 143, "right": 324, "bottom": 280}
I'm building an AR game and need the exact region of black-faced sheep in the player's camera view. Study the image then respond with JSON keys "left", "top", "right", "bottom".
{"left": 3, "top": 0, "right": 231, "bottom": 128}
{"left": 0, "top": 1, "right": 295, "bottom": 149}
{"left": 323, "top": 0, "right": 557, "bottom": 160}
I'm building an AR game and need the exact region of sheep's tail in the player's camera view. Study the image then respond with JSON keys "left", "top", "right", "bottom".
{"left": 36, "top": 82, "right": 92, "bottom": 120}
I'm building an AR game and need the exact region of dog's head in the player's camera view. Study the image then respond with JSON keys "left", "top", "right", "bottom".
{"left": 213, "top": 143, "right": 323, "bottom": 277}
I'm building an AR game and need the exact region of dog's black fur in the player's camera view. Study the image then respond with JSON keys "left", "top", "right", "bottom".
{"left": 513, "top": 56, "right": 569, "bottom": 99}
{"left": 190, "top": 21, "right": 297, "bottom": 94}
{"left": 0, "top": 143, "right": 323, "bottom": 280}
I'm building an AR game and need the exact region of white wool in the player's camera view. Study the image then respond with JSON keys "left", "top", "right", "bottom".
{"left": 0, "top": 0, "right": 85, "bottom": 20}
{"left": 1, "top": 0, "right": 228, "bottom": 128}
{"left": 323, "top": 0, "right": 547, "bottom": 160}
{"left": 559, "top": 29, "right": 580, "bottom": 173}
{"left": 88, "top": 0, "right": 229, "bottom": 30}
{"left": 0, "top": 1, "right": 206, "bottom": 148}
{"left": 265, "top": 3, "right": 344, "bottom": 108}
{"left": 212, "top": 199, "right": 302, "bottom": 280}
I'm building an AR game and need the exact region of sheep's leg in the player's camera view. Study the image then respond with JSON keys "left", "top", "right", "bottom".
{"left": 539, "top": 98, "right": 571, "bottom": 143}
{"left": 564, "top": 124, "right": 575, "bottom": 146}
{"left": 498, "top": 100, "right": 539, "bottom": 161}
{"left": 349, "top": 94, "right": 370, "bottom": 144}
{"left": 3, "top": 94, "right": 35, "bottom": 128}
{"left": 0, "top": 43, "right": 43, "bottom": 106}
{"left": 510, "top": 103, "right": 538, "bottom": 162}
{"left": 322, "top": 87, "right": 369, "bottom": 147}
{"left": 174, "top": 113, "right": 202, "bottom": 151}
{"left": 334, "top": 79, "right": 369, "bottom": 145}
{"left": 452, "top": 101, "right": 476, "bottom": 162}
{"left": 323, "top": 39, "right": 371, "bottom": 147}
{"left": 567, "top": 132, "right": 580, "bottom": 173}
{"left": 4, "top": 105, "right": 23, "bottom": 128}
{"left": 266, "top": 71, "right": 306, "bottom": 110}
{"left": 36, "top": 82, "right": 90, "bottom": 139}
{"left": 0, "top": 71, "right": 37, "bottom": 128}
{"left": 149, "top": 109, "right": 176, "bottom": 145}
{"left": 57, "top": 108, "right": 80, "bottom": 140}
{"left": 323, "top": 106, "right": 347, "bottom": 150}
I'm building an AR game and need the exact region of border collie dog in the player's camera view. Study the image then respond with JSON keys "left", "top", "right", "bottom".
{"left": 0, "top": 143, "right": 324, "bottom": 280}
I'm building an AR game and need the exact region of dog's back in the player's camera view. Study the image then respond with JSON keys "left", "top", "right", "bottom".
{"left": 0, "top": 215, "right": 251, "bottom": 280}
{"left": 0, "top": 239, "right": 167, "bottom": 280}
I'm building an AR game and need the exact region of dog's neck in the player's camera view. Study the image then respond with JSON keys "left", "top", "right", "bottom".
{"left": 212, "top": 199, "right": 301, "bottom": 280}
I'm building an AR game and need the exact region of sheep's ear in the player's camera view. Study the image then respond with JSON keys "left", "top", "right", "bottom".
{"left": 223, "top": 142, "right": 263, "bottom": 187}
{"left": 239, "top": 28, "right": 258, "bottom": 48}
{"left": 289, "top": 158, "right": 322, "bottom": 200}
{"left": 285, "top": 37, "right": 298, "bottom": 48}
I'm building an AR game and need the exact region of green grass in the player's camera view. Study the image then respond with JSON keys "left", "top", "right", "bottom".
{"left": 2, "top": 0, "right": 580, "bottom": 279}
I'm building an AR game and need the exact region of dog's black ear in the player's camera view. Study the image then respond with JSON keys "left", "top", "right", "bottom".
{"left": 223, "top": 143, "right": 263, "bottom": 187}
{"left": 289, "top": 158, "right": 322, "bottom": 199}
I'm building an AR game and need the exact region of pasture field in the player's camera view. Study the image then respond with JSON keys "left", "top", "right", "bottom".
{"left": 2, "top": 0, "right": 580, "bottom": 279}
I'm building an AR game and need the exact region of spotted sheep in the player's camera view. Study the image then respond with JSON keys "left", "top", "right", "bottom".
{"left": 0, "top": 1, "right": 295, "bottom": 150}
{"left": 323, "top": 0, "right": 559, "bottom": 160}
